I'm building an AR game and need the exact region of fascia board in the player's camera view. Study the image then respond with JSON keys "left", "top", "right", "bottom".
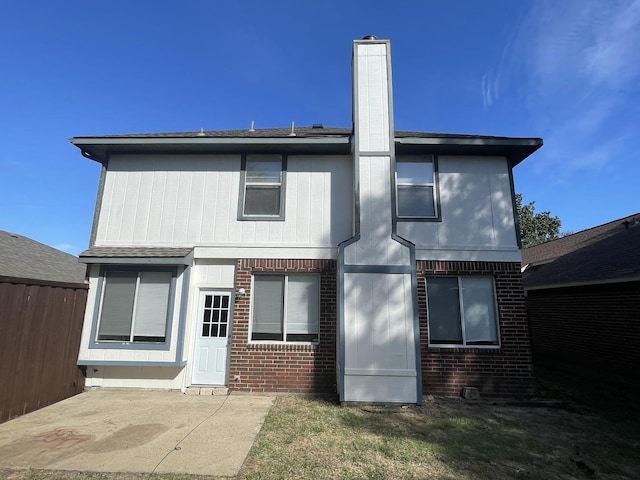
{"left": 395, "top": 136, "right": 542, "bottom": 147}
{"left": 69, "top": 137, "right": 351, "bottom": 146}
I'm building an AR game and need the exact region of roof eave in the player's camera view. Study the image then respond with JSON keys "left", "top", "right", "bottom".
{"left": 395, "top": 136, "right": 543, "bottom": 167}
{"left": 70, "top": 136, "right": 353, "bottom": 164}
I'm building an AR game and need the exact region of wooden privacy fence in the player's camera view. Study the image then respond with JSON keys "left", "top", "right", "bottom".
{"left": 0, "top": 276, "right": 88, "bottom": 423}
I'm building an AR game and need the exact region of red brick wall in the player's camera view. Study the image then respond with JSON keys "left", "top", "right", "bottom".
{"left": 417, "top": 261, "right": 533, "bottom": 397}
{"left": 527, "top": 281, "right": 640, "bottom": 374}
{"left": 229, "top": 259, "right": 337, "bottom": 394}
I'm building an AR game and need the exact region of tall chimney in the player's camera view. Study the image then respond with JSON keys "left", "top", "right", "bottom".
{"left": 337, "top": 37, "right": 421, "bottom": 404}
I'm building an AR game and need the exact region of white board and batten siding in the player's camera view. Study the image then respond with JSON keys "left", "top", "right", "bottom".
{"left": 342, "top": 272, "right": 416, "bottom": 402}
{"left": 95, "top": 154, "right": 353, "bottom": 256}
{"left": 398, "top": 155, "right": 521, "bottom": 262}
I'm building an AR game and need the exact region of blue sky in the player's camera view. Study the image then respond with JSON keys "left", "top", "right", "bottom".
{"left": 1, "top": 0, "right": 638, "bottom": 255}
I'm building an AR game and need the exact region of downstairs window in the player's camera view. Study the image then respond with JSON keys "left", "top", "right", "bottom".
{"left": 426, "top": 276, "right": 500, "bottom": 347}
{"left": 96, "top": 269, "right": 175, "bottom": 344}
{"left": 251, "top": 274, "right": 319, "bottom": 343}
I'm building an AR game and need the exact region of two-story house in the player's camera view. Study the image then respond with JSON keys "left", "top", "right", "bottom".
{"left": 71, "top": 37, "right": 541, "bottom": 403}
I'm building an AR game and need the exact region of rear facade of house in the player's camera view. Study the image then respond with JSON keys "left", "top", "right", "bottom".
{"left": 72, "top": 38, "right": 540, "bottom": 402}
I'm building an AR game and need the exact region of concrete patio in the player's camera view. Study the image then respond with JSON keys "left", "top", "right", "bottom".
{"left": 0, "top": 389, "right": 274, "bottom": 477}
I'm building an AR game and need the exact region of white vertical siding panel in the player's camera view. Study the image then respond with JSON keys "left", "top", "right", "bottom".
{"left": 159, "top": 170, "right": 180, "bottom": 244}
{"left": 356, "top": 44, "right": 389, "bottom": 153}
{"left": 187, "top": 172, "right": 206, "bottom": 242}
{"left": 132, "top": 171, "right": 154, "bottom": 242}
{"left": 225, "top": 171, "right": 244, "bottom": 243}
{"left": 281, "top": 167, "right": 297, "bottom": 244}
{"left": 120, "top": 172, "right": 140, "bottom": 242}
{"left": 487, "top": 157, "right": 518, "bottom": 247}
{"left": 97, "top": 154, "right": 351, "bottom": 247}
{"left": 331, "top": 157, "right": 354, "bottom": 245}
{"left": 438, "top": 156, "right": 493, "bottom": 248}
{"left": 309, "top": 160, "right": 326, "bottom": 244}
{"left": 95, "top": 171, "right": 115, "bottom": 242}
{"left": 344, "top": 273, "right": 415, "bottom": 371}
{"left": 296, "top": 170, "right": 311, "bottom": 244}
{"left": 252, "top": 222, "right": 267, "bottom": 244}
{"left": 268, "top": 217, "right": 284, "bottom": 243}
{"left": 200, "top": 171, "right": 217, "bottom": 243}
{"left": 105, "top": 171, "right": 127, "bottom": 242}
{"left": 194, "top": 261, "right": 235, "bottom": 287}
{"left": 171, "top": 172, "right": 192, "bottom": 245}
{"left": 212, "top": 171, "right": 231, "bottom": 243}
{"left": 147, "top": 170, "right": 167, "bottom": 243}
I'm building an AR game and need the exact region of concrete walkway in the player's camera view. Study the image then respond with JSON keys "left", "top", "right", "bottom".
{"left": 0, "top": 390, "right": 274, "bottom": 477}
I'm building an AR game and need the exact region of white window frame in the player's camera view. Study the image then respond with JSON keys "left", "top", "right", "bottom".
{"left": 425, "top": 276, "right": 501, "bottom": 348}
{"left": 239, "top": 154, "right": 286, "bottom": 220}
{"left": 94, "top": 268, "right": 175, "bottom": 346}
{"left": 249, "top": 274, "right": 320, "bottom": 344}
{"left": 395, "top": 155, "right": 439, "bottom": 219}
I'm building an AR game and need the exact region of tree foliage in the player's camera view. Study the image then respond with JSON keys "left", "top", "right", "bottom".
{"left": 515, "top": 194, "right": 561, "bottom": 248}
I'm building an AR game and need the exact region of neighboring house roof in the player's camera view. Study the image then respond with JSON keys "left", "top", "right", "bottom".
{"left": 522, "top": 213, "right": 640, "bottom": 289}
{"left": 0, "top": 231, "right": 86, "bottom": 284}
{"left": 70, "top": 126, "right": 542, "bottom": 167}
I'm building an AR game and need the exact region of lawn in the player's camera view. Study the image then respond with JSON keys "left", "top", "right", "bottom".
{"left": 239, "top": 394, "right": 638, "bottom": 479}
{"left": 3, "top": 364, "right": 639, "bottom": 480}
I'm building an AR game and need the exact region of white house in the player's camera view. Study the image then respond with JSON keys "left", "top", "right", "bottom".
{"left": 71, "top": 37, "right": 541, "bottom": 403}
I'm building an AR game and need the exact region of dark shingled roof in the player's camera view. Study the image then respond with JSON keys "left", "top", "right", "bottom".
{"left": 0, "top": 231, "right": 87, "bottom": 284}
{"left": 73, "top": 126, "right": 353, "bottom": 139}
{"left": 522, "top": 214, "right": 640, "bottom": 289}
{"left": 71, "top": 126, "right": 538, "bottom": 141}
{"left": 71, "top": 126, "right": 543, "bottom": 168}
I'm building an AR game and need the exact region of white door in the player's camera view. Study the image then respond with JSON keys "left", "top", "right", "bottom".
{"left": 192, "top": 291, "right": 231, "bottom": 385}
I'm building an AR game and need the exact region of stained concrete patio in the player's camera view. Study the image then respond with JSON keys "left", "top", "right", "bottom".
{"left": 0, "top": 389, "right": 274, "bottom": 477}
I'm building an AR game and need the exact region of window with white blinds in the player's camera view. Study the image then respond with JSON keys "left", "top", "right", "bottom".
{"left": 251, "top": 274, "right": 319, "bottom": 343}
{"left": 240, "top": 155, "right": 285, "bottom": 219}
{"left": 97, "top": 270, "right": 173, "bottom": 343}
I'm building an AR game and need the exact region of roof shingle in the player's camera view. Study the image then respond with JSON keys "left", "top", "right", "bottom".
{"left": 522, "top": 214, "right": 640, "bottom": 289}
{"left": 0, "top": 231, "right": 86, "bottom": 284}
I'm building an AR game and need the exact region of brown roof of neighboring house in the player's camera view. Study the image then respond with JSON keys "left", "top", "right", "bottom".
{"left": 522, "top": 213, "right": 640, "bottom": 289}
{"left": 0, "top": 231, "right": 87, "bottom": 284}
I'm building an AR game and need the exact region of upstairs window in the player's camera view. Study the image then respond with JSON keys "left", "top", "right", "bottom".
{"left": 426, "top": 276, "right": 500, "bottom": 347}
{"left": 96, "top": 269, "right": 175, "bottom": 344}
{"left": 396, "top": 155, "right": 439, "bottom": 219}
{"left": 239, "top": 154, "right": 286, "bottom": 220}
{"left": 251, "top": 274, "right": 319, "bottom": 343}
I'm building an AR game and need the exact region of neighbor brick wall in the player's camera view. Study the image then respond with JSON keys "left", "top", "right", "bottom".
{"left": 527, "top": 281, "right": 640, "bottom": 373}
{"left": 417, "top": 261, "right": 533, "bottom": 397}
{"left": 229, "top": 259, "right": 337, "bottom": 394}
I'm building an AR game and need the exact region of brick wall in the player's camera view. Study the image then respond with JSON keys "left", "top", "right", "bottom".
{"left": 229, "top": 259, "right": 337, "bottom": 394}
{"left": 417, "top": 261, "right": 533, "bottom": 397}
{"left": 527, "top": 281, "right": 640, "bottom": 374}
